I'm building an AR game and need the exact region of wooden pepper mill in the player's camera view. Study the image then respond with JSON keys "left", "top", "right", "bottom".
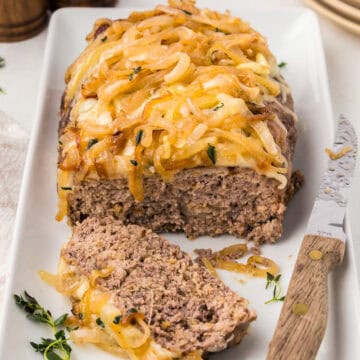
{"left": 0, "top": 0, "right": 48, "bottom": 42}
{"left": 50, "top": 0, "right": 117, "bottom": 10}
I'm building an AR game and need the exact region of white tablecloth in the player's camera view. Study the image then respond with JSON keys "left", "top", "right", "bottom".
{"left": 0, "top": 0, "right": 359, "bottom": 293}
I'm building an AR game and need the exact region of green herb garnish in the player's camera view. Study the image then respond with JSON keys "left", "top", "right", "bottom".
{"left": 264, "top": 272, "right": 285, "bottom": 304}
{"left": 101, "top": 36, "right": 107, "bottom": 42}
{"left": 0, "top": 88, "right": 5, "bottom": 95}
{"left": 96, "top": 317, "right": 105, "bottom": 328}
{"left": 135, "top": 129, "right": 144, "bottom": 146}
{"left": 182, "top": 9, "right": 192, "bottom": 15}
{"left": 78, "top": 313, "right": 84, "bottom": 320}
{"left": 278, "top": 62, "right": 287, "bottom": 68}
{"left": 113, "top": 315, "right": 122, "bottom": 324}
{"left": 14, "top": 291, "right": 72, "bottom": 360}
{"left": 61, "top": 187, "right": 72, "bottom": 191}
{"left": 207, "top": 144, "right": 216, "bottom": 165}
{"left": 87, "top": 138, "right": 98, "bottom": 150}
{"left": 213, "top": 102, "right": 224, "bottom": 111}
{"left": 129, "top": 66, "right": 142, "bottom": 81}
{"left": 130, "top": 159, "right": 138, "bottom": 166}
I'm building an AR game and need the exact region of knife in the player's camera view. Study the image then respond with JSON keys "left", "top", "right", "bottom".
{"left": 267, "top": 116, "right": 358, "bottom": 360}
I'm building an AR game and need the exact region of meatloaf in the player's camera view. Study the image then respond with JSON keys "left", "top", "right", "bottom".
{"left": 57, "top": 217, "right": 256, "bottom": 358}
{"left": 57, "top": 0, "right": 300, "bottom": 244}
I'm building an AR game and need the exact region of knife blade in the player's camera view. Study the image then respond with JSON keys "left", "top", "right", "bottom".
{"left": 267, "top": 116, "right": 358, "bottom": 360}
{"left": 307, "top": 115, "right": 357, "bottom": 241}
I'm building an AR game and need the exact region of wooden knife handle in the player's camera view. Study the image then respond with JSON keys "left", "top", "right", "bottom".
{"left": 267, "top": 234, "right": 345, "bottom": 360}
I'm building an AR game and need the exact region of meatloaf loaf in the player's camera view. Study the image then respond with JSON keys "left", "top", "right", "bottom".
{"left": 56, "top": 217, "right": 256, "bottom": 359}
{"left": 57, "top": 0, "right": 299, "bottom": 244}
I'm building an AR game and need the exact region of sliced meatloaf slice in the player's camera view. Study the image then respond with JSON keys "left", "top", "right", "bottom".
{"left": 60, "top": 217, "right": 256, "bottom": 358}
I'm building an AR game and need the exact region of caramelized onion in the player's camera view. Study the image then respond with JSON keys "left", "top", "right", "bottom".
{"left": 325, "top": 145, "right": 353, "bottom": 160}
{"left": 201, "top": 258, "right": 218, "bottom": 278}
{"left": 58, "top": 0, "right": 288, "bottom": 217}
{"left": 216, "top": 243, "right": 248, "bottom": 259}
{"left": 215, "top": 255, "right": 279, "bottom": 278}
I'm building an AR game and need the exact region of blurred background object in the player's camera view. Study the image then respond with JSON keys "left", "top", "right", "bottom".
{"left": 0, "top": 0, "right": 118, "bottom": 42}
{"left": 0, "top": 0, "right": 48, "bottom": 42}
{"left": 306, "top": 0, "right": 360, "bottom": 35}
{"left": 0, "top": 0, "right": 358, "bottom": 43}
{"left": 49, "top": 0, "right": 117, "bottom": 10}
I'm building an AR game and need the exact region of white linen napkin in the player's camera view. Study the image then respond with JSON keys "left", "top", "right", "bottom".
{"left": 0, "top": 111, "right": 28, "bottom": 303}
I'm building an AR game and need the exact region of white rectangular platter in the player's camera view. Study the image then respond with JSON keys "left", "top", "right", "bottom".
{"left": 1, "top": 2, "right": 360, "bottom": 359}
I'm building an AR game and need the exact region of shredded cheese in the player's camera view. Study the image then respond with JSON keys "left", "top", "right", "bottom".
{"left": 57, "top": 0, "right": 289, "bottom": 220}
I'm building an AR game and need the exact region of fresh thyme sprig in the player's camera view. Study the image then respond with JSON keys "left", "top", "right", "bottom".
{"left": 14, "top": 291, "right": 72, "bottom": 360}
{"left": 264, "top": 272, "right": 285, "bottom": 304}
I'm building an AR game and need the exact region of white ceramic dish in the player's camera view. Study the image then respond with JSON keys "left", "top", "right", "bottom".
{"left": 1, "top": 2, "right": 360, "bottom": 359}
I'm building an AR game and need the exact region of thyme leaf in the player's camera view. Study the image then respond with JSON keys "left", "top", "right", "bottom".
{"left": 129, "top": 66, "right": 142, "bottom": 81}
{"left": 113, "top": 315, "right": 122, "bottom": 324}
{"left": 54, "top": 314, "right": 68, "bottom": 327}
{"left": 182, "top": 9, "right": 192, "bottom": 15}
{"left": 127, "top": 308, "right": 138, "bottom": 314}
{"left": 214, "top": 28, "right": 230, "bottom": 35}
{"left": 87, "top": 138, "right": 98, "bottom": 150}
{"left": 130, "top": 159, "right": 138, "bottom": 166}
{"left": 207, "top": 144, "right": 216, "bottom": 165}
{"left": 264, "top": 272, "right": 285, "bottom": 304}
{"left": 278, "top": 61, "right": 287, "bottom": 68}
{"left": 213, "top": 102, "right": 224, "bottom": 111}
{"left": 135, "top": 129, "right": 143, "bottom": 146}
{"left": 96, "top": 317, "right": 105, "bottom": 328}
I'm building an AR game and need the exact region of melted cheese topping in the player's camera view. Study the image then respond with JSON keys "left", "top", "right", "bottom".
{"left": 57, "top": 0, "right": 290, "bottom": 220}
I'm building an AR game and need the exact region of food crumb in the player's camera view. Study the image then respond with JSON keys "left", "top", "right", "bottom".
{"left": 237, "top": 278, "right": 247, "bottom": 285}
{"left": 250, "top": 246, "right": 261, "bottom": 255}
{"left": 324, "top": 187, "right": 331, "bottom": 194}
